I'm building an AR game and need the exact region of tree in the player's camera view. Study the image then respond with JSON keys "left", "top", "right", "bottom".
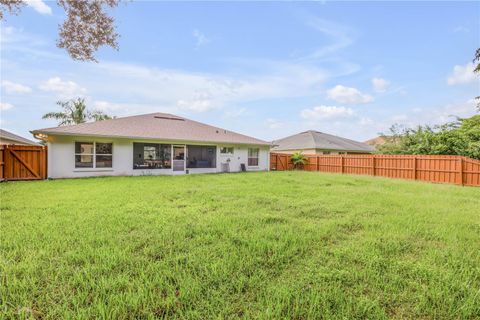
{"left": 290, "top": 152, "right": 307, "bottom": 170}
{"left": 377, "top": 115, "right": 480, "bottom": 159}
{"left": 456, "top": 114, "right": 480, "bottom": 159}
{"left": 42, "top": 98, "right": 113, "bottom": 126}
{"left": 0, "top": 0, "right": 121, "bottom": 62}
{"left": 474, "top": 48, "right": 480, "bottom": 73}
{"left": 0, "top": 0, "right": 25, "bottom": 19}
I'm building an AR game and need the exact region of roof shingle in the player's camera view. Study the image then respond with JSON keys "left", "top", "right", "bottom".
{"left": 32, "top": 112, "right": 270, "bottom": 146}
{"left": 272, "top": 130, "right": 374, "bottom": 152}
{"left": 0, "top": 129, "right": 40, "bottom": 145}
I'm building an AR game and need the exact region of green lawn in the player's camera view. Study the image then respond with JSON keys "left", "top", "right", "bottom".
{"left": 1, "top": 172, "right": 479, "bottom": 319}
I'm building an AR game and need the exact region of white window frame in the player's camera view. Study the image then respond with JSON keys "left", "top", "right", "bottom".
{"left": 75, "top": 141, "right": 113, "bottom": 169}
{"left": 220, "top": 146, "right": 234, "bottom": 155}
{"left": 247, "top": 148, "right": 260, "bottom": 167}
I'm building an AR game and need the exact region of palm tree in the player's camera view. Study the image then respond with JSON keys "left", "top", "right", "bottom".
{"left": 291, "top": 152, "right": 307, "bottom": 170}
{"left": 42, "top": 98, "right": 113, "bottom": 126}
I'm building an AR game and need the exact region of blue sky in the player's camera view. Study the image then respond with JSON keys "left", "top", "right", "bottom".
{"left": 1, "top": 1, "right": 479, "bottom": 142}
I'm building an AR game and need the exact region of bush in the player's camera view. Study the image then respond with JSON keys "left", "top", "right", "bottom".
{"left": 378, "top": 115, "right": 480, "bottom": 159}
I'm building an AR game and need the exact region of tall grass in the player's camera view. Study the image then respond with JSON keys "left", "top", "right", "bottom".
{"left": 1, "top": 172, "right": 479, "bottom": 319}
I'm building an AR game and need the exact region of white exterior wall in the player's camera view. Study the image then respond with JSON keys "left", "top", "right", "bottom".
{"left": 47, "top": 135, "right": 269, "bottom": 179}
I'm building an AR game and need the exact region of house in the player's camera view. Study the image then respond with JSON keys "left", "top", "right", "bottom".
{"left": 271, "top": 130, "right": 374, "bottom": 155}
{"left": 364, "top": 135, "right": 390, "bottom": 148}
{"left": 31, "top": 113, "right": 270, "bottom": 178}
{"left": 0, "top": 129, "right": 41, "bottom": 146}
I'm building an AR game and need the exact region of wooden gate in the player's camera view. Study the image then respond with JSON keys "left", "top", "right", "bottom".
{"left": 0, "top": 145, "right": 48, "bottom": 181}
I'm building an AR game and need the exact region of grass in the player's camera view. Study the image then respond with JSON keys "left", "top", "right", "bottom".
{"left": 1, "top": 172, "right": 479, "bottom": 319}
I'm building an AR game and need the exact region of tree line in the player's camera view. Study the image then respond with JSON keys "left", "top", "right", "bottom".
{"left": 377, "top": 116, "right": 480, "bottom": 160}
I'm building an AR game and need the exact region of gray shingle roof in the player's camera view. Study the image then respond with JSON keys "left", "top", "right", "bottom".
{"left": 0, "top": 129, "right": 40, "bottom": 145}
{"left": 32, "top": 112, "right": 270, "bottom": 146}
{"left": 272, "top": 130, "right": 374, "bottom": 153}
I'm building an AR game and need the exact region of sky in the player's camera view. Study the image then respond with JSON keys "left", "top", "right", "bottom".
{"left": 1, "top": 1, "right": 479, "bottom": 142}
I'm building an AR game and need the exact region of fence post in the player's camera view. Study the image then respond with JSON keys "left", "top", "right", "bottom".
{"left": 317, "top": 156, "right": 320, "bottom": 171}
{"left": 372, "top": 155, "right": 376, "bottom": 176}
{"left": 341, "top": 156, "right": 344, "bottom": 174}
{"left": 42, "top": 146, "right": 47, "bottom": 179}
{"left": 3, "top": 145, "right": 10, "bottom": 181}
{"left": 0, "top": 146, "right": 4, "bottom": 181}
{"left": 459, "top": 157, "right": 464, "bottom": 186}
{"left": 413, "top": 156, "right": 417, "bottom": 180}
{"left": 45, "top": 146, "right": 48, "bottom": 179}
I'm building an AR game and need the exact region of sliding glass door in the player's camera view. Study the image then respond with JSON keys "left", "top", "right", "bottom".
{"left": 172, "top": 145, "right": 186, "bottom": 172}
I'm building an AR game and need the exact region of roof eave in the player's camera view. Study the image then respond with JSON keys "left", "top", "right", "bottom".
{"left": 31, "top": 130, "right": 271, "bottom": 146}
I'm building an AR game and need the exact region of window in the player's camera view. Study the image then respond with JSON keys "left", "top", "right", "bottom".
{"left": 248, "top": 148, "right": 259, "bottom": 166}
{"left": 133, "top": 143, "right": 171, "bottom": 169}
{"left": 75, "top": 142, "right": 93, "bottom": 168}
{"left": 323, "top": 151, "right": 331, "bottom": 155}
{"left": 96, "top": 143, "right": 113, "bottom": 168}
{"left": 187, "top": 145, "right": 216, "bottom": 168}
{"left": 75, "top": 142, "right": 112, "bottom": 168}
{"left": 220, "top": 147, "right": 234, "bottom": 154}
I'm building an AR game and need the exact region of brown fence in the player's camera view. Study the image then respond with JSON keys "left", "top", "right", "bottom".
{"left": 270, "top": 153, "right": 480, "bottom": 187}
{"left": 0, "top": 145, "right": 48, "bottom": 181}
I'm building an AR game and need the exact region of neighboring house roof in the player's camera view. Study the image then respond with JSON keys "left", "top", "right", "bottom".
{"left": 0, "top": 129, "right": 40, "bottom": 146}
{"left": 364, "top": 135, "right": 389, "bottom": 147}
{"left": 272, "top": 130, "right": 374, "bottom": 153}
{"left": 32, "top": 112, "right": 270, "bottom": 146}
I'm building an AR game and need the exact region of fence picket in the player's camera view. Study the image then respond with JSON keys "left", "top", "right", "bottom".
{"left": 270, "top": 153, "right": 480, "bottom": 187}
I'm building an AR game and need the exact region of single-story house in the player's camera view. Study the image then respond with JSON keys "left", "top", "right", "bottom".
{"left": 1, "top": 129, "right": 41, "bottom": 146}
{"left": 31, "top": 113, "right": 270, "bottom": 178}
{"left": 271, "top": 130, "right": 374, "bottom": 155}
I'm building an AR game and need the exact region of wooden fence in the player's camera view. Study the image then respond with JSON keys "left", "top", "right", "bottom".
{"left": 270, "top": 153, "right": 480, "bottom": 187}
{"left": 0, "top": 145, "right": 48, "bottom": 181}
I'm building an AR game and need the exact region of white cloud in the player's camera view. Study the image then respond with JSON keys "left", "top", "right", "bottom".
{"left": 447, "top": 63, "right": 477, "bottom": 85}
{"left": 1, "top": 16, "right": 354, "bottom": 118}
{"left": 25, "top": 0, "right": 52, "bottom": 15}
{"left": 176, "top": 91, "right": 218, "bottom": 112}
{"left": 1, "top": 80, "right": 32, "bottom": 94}
{"left": 266, "top": 118, "right": 284, "bottom": 129}
{"left": 1, "top": 26, "right": 15, "bottom": 37}
{"left": 300, "top": 105, "right": 354, "bottom": 120}
{"left": 326, "top": 85, "right": 373, "bottom": 104}
{"left": 39, "top": 77, "right": 86, "bottom": 98}
{"left": 0, "top": 102, "right": 14, "bottom": 111}
{"left": 372, "top": 77, "right": 390, "bottom": 93}
{"left": 385, "top": 99, "right": 477, "bottom": 129}
{"left": 92, "top": 61, "right": 327, "bottom": 113}
{"left": 92, "top": 100, "right": 171, "bottom": 117}
{"left": 0, "top": 26, "right": 20, "bottom": 45}
{"left": 93, "top": 101, "right": 125, "bottom": 111}
{"left": 305, "top": 17, "right": 354, "bottom": 59}
{"left": 433, "top": 99, "right": 477, "bottom": 123}
{"left": 193, "top": 29, "right": 210, "bottom": 48}
{"left": 359, "top": 117, "right": 374, "bottom": 126}
{"left": 177, "top": 98, "right": 215, "bottom": 112}
{"left": 26, "top": 0, "right": 52, "bottom": 14}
